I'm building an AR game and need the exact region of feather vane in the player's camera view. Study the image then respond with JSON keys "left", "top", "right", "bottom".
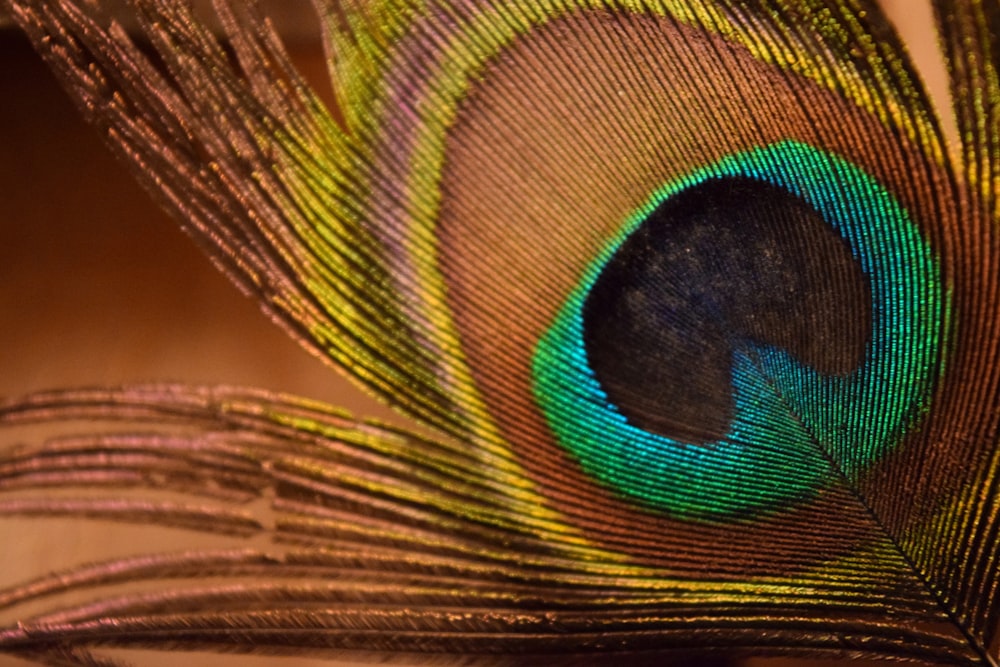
{"left": 2, "top": 0, "right": 1000, "bottom": 664}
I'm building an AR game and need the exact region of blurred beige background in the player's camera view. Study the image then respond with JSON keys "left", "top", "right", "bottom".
{"left": 0, "top": 1, "right": 955, "bottom": 665}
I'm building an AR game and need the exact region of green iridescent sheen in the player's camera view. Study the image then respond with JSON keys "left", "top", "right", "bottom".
{"left": 531, "top": 140, "right": 944, "bottom": 519}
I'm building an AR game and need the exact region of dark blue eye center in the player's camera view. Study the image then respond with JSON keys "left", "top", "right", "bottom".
{"left": 583, "top": 176, "right": 871, "bottom": 444}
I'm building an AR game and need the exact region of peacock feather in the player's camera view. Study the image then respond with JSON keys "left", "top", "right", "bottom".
{"left": 0, "top": 0, "right": 998, "bottom": 664}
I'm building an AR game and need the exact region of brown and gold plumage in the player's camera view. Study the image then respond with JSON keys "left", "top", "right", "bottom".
{"left": 1, "top": 1, "right": 999, "bottom": 665}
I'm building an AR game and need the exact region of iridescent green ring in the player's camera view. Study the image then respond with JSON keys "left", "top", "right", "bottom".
{"left": 531, "top": 140, "right": 944, "bottom": 519}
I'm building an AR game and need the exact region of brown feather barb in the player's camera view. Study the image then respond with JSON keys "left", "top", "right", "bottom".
{"left": 2, "top": 0, "right": 1000, "bottom": 665}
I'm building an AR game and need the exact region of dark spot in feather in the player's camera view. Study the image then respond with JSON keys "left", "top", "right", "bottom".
{"left": 583, "top": 177, "right": 871, "bottom": 443}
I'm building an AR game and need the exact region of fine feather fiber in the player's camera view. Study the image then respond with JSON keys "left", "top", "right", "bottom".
{"left": 0, "top": 0, "right": 998, "bottom": 665}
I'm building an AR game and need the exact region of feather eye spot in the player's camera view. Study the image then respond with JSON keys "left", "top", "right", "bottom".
{"left": 531, "top": 141, "right": 945, "bottom": 520}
